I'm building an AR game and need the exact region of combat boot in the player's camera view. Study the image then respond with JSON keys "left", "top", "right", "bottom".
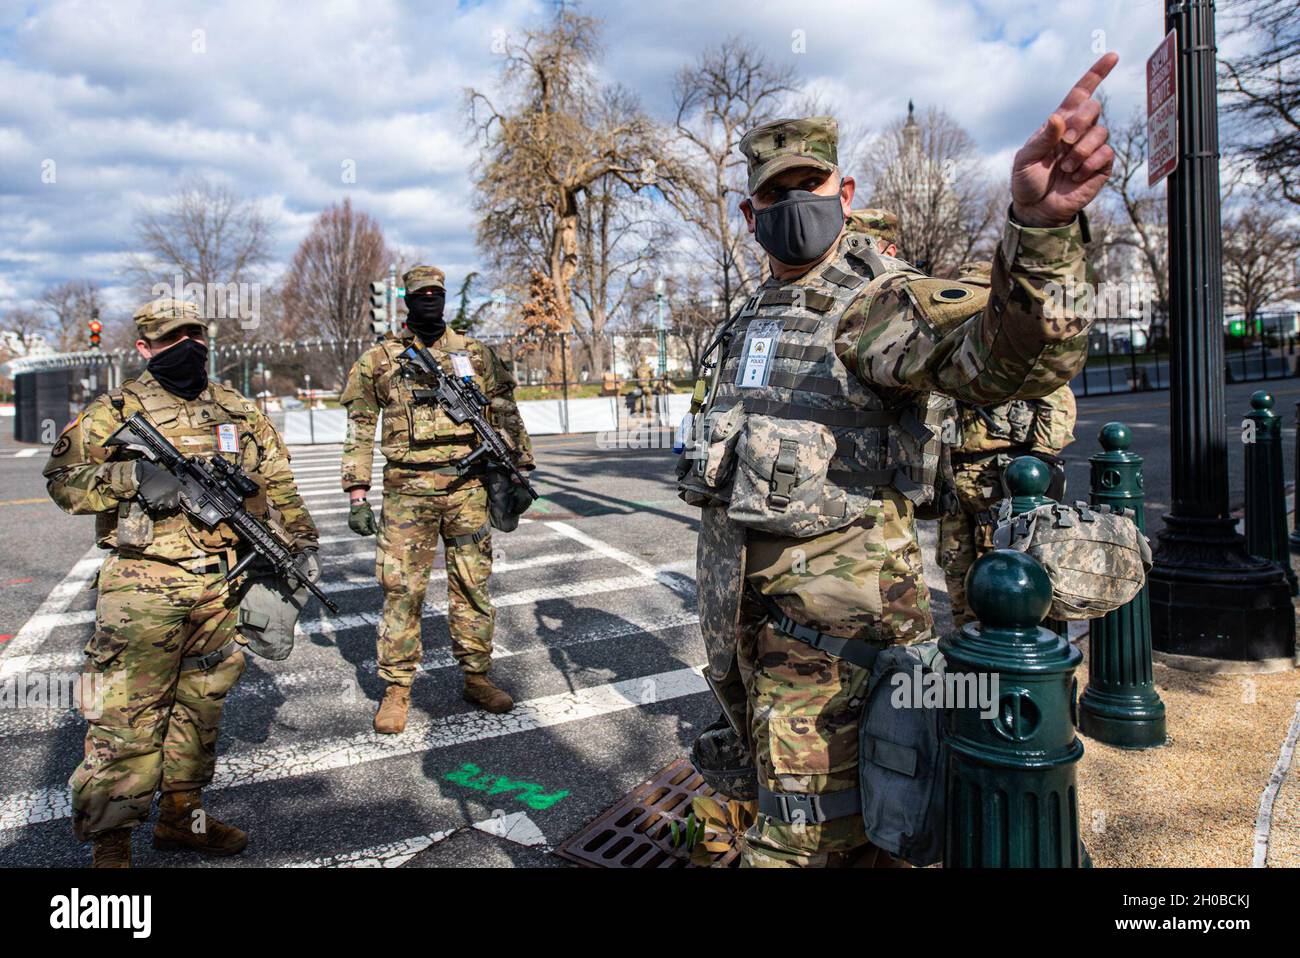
{"left": 91, "top": 827, "right": 132, "bottom": 868}
{"left": 374, "top": 683, "right": 411, "bottom": 734}
{"left": 152, "top": 789, "right": 248, "bottom": 856}
{"left": 463, "top": 673, "right": 513, "bottom": 713}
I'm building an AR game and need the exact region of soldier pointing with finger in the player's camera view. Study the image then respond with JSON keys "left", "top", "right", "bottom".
{"left": 680, "top": 54, "right": 1119, "bottom": 867}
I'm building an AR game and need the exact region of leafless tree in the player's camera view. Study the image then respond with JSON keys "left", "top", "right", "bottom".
{"left": 279, "top": 199, "right": 394, "bottom": 386}
{"left": 1220, "top": 0, "right": 1300, "bottom": 206}
{"left": 128, "top": 175, "right": 274, "bottom": 362}
{"left": 859, "top": 103, "right": 1002, "bottom": 275}
{"left": 467, "top": 9, "right": 686, "bottom": 334}
{"left": 670, "top": 38, "right": 798, "bottom": 315}
{"left": 1222, "top": 199, "right": 1300, "bottom": 319}
{"left": 40, "top": 280, "right": 104, "bottom": 353}
{"left": 1102, "top": 107, "right": 1170, "bottom": 321}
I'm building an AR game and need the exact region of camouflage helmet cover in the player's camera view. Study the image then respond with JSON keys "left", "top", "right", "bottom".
{"left": 846, "top": 208, "right": 899, "bottom": 245}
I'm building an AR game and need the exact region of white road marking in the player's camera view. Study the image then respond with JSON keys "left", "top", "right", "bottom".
{"left": 1254, "top": 700, "right": 1300, "bottom": 867}
{"left": 0, "top": 666, "right": 709, "bottom": 830}
{"left": 0, "top": 547, "right": 101, "bottom": 679}
{"left": 289, "top": 825, "right": 459, "bottom": 868}
{"left": 13, "top": 449, "right": 39, "bottom": 458}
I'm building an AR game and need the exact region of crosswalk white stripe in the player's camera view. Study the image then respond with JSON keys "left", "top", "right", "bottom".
{"left": 0, "top": 547, "right": 101, "bottom": 676}
{"left": 291, "top": 811, "right": 547, "bottom": 868}
{"left": 0, "top": 666, "right": 708, "bottom": 830}
{"left": 0, "top": 609, "right": 704, "bottom": 736}
{"left": 13, "top": 449, "right": 39, "bottom": 458}
{"left": 5, "top": 559, "right": 698, "bottom": 677}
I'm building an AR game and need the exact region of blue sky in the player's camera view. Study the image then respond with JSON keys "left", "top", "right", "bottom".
{"left": 0, "top": 0, "right": 1188, "bottom": 320}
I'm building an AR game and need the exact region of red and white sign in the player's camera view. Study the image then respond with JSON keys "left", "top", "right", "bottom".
{"left": 1147, "top": 29, "right": 1179, "bottom": 187}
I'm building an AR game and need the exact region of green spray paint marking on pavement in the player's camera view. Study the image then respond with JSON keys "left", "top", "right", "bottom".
{"left": 444, "top": 763, "right": 570, "bottom": 811}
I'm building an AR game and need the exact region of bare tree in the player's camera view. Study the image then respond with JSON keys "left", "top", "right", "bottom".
{"left": 467, "top": 9, "right": 684, "bottom": 333}
{"left": 670, "top": 38, "right": 798, "bottom": 315}
{"left": 1103, "top": 107, "right": 1170, "bottom": 323}
{"left": 1220, "top": 0, "right": 1300, "bottom": 205}
{"left": 1222, "top": 199, "right": 1300, "bottom": 319}
{"left": 859, "top": 103, "right": 1002, "bottom": 275}
{"left": 279, "top": 199, "right": 393, "bottom": 387}
{"left": 129, "top": 175, "right": 274, "bottom": 371}
{"left": 40, "top": 281, "right": 104, "bottom": 352}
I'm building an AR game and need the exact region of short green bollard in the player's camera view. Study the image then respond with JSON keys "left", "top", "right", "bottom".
{"left": 940, "top": 549, "right": 1086, "bottom": 867}
{"left": 1002, "top": 456, "right": 1069, "bottom": 639}
{"left": 1078, "top": 423, "right": 1167, "bottom": 749}
{"left": 1245, "top": 392, "right": 1298, "bottom": 595}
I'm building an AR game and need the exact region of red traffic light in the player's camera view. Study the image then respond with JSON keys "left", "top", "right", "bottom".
{"left": 88, "top": 320, "right": 102, "bottom": 334}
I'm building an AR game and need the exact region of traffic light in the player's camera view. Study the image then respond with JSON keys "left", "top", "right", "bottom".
{"left": 370, "top": 281, "right": 388, "bottom": 335}
{"left": 88, "top": 310, "right": 102, "bottom": 351}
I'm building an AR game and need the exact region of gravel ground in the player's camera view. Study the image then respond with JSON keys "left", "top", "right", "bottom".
{"left": 1075, "top": 645, "right": 1300, "bottom": 868}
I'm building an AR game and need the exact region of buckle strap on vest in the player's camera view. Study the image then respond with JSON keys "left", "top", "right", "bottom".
{"left": 752, "top": 590, "right": 886, "bottom": 671}
{"left": 741, "top": 397, "right": 899, "bottom": 429}
{"left": 757, "top": 784, "right": 861, "bottom": 824}
{"left": 448, "top": 523, "right": 491, "bottom": 548}
{"left": 821, "top": 264, "right": 866, "bottom": 290}
{"left": 725, "top": 342, "right": 828, "bottom": 365}
{"left": 181, "top": 639, "right": 239, "bottom": 673}
{"left": 752, "top": 288, "right": 838, "bottom": 313}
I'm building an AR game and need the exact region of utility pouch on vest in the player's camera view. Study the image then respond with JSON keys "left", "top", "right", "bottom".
{"left": 727, "top": 415, "right": 843, "bottom": 537}
{"left": 694, "top": 402, "right": 745, "bottom": 488}
{"left": 115, "top": 498, "right": 155, "bottom": 549}
{"left": 859, "top": 641, "right": 947, "bottom": 867}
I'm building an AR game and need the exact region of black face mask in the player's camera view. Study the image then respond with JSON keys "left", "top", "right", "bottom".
{"left": 405, "top": 290, "right": 447, "bottom": 343}
{"left": 147, "top": 338, "right": 209, "bottom": 400}
{"left": 753, "top": 188, "right": 846, "bottom": 266}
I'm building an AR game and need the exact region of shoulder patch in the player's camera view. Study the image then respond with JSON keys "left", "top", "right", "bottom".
{"left": 904, "top": 278, "right": 990, "bottom": 336}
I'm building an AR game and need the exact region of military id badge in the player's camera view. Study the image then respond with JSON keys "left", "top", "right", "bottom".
{"left": 451, "top": 353, "right": 475, "bottom": 378}
{"left": 216, "top": 423, "right": 239, "bottom": 453}
{"left": 736, "top": 320, "right": 783, "bottom": 389}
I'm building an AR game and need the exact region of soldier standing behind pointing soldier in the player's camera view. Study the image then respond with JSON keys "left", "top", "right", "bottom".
{"left": 43, "top": 299, "right": 319, "bottom": 868}
{"left": 340, "top": 265, "right": 534, "bottom": 733}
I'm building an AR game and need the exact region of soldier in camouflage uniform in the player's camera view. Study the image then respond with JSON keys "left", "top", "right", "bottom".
{"left": 679, "top": 53, "right": 1117, "bottom": 867}
{"left": 632, "top": 358, "right": 655, "bottom": 418}
{"left": 44, "top": 298, "right": 319, "bottom": 867}
{"left": 936, "top": 262, "right": 1079, "bottom": 625}
{"left": 341, "top": 265, "right": 534, "bottom": 732}
{"left": 846, "top": 207, "right": 899, "bottom": 258}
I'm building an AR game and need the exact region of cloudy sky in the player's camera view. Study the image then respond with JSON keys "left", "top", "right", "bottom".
{"left": 0, "top": 0, "right": 1200, "bottom": 322}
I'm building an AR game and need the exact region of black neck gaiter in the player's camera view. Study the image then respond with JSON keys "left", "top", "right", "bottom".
{"left": 147, "top": 338, "right": 209, "bottom": 400}
{"left": 406, "top": 290, "right": 447, "bottom": 344}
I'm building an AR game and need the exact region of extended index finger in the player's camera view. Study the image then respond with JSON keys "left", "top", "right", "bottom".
{"left": 1059, "top": 52, "right": 1119, "bottom": 109}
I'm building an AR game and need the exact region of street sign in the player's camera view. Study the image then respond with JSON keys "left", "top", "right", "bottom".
{"left": 1146, "top": 29, "right": 1178, "bottom": 188}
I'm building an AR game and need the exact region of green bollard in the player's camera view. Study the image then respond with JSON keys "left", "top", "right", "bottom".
{"left": 940, "top": 549, "right": 1086, "bottom": 867}
{"left": 1078, "top": 423, "right": 1168, "bottom": 749}
{"left": 1245, "top": 392, "right": 1299, "bottom": 595}
{"left": 1002, "top": 457, "right": 1069, "bottom": 639}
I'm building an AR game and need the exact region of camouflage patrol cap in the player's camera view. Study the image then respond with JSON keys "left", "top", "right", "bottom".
{"left": 131, "top": 298, "right": 204, "bottom": 341}
{"left": 403, "top": 265, "right": 445, "bottom": 294}
{"left": 739, "top": 116, "right": 838, "bottom": 195}
{"left": 846, "top": 208, "right": 899, "bottom": 245}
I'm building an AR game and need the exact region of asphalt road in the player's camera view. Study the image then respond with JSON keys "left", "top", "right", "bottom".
{"left": 0, "top": 374, "right": 1296, "bottom": 868}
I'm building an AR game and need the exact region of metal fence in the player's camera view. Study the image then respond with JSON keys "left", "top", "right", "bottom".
{"left": 1072, "top": 311, "right": 1300, "bottom": 397}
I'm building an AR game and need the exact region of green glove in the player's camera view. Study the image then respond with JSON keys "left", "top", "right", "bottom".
{"left": 349, "top": 500, "right": 377, "bottom": 537}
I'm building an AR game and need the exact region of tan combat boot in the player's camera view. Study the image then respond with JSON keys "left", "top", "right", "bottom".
{"left": 374, "top": 683, "right": 411, "bottom": 734}
{"left": 152, "top": 789, "right": 248, "bottom": 856}
{"left": 91, "top": 827, "right": 132, "bottom": 868}
{"left": 463, "top": 673, "right": 514, "bottom": 713}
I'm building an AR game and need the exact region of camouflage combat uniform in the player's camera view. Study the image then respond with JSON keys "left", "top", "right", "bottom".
{"left": 934, "top": 262, "right": 1078, "bottom": 625}
{"left": 633, "top": 361, "right": 655, "bottom": 417}
{"left": 43, "top": 300, "right": 317, "bottom": 843}
{"left": 340, "top": 271, "right": 533, "bottom": 685}
{"left": 682, "top": 117, "right": 1093, "bottom": 867}
{"left": 846, "top": 207, "right": 898, "bottom": 248}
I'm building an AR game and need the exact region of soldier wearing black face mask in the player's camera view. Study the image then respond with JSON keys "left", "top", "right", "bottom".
{"left": 339, "top": 264, "right": 535, "bottom": 730}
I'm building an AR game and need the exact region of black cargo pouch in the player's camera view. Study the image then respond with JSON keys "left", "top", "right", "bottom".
{"left": 858, "top": 642, "right": 947, "bottom": 867}
{"left": 485, "top": 466, "right": 533, "bottom": 533}
{"left": 767, "top": 439, "right": 801, "bottom": 512}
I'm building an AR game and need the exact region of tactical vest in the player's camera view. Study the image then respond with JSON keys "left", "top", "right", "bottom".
{"left": 680, "top": 233, "right": 945, "bottom": 539}
{"left": 98, "top": 376, "right": 267, "bottom": 562}
{"left": 367, "top": 329, "right": 488, "bottom": 466}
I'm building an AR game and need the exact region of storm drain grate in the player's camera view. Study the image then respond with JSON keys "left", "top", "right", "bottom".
{"left": 554, "top": 758, "right": 741, "bottom": 868}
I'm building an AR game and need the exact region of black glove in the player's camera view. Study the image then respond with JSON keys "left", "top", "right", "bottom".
{"left": 349, "top": 500, "right": 377, "bottom": 537}
{"left": 134, "top": 460, "right": 183, "bottom": 512}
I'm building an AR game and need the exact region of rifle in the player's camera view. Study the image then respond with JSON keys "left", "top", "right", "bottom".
{"left": 395, "top": 342, "right": 539, "bottom": 501}
{"left": 105, "top": 413, "right": 340, "bottom": 614}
